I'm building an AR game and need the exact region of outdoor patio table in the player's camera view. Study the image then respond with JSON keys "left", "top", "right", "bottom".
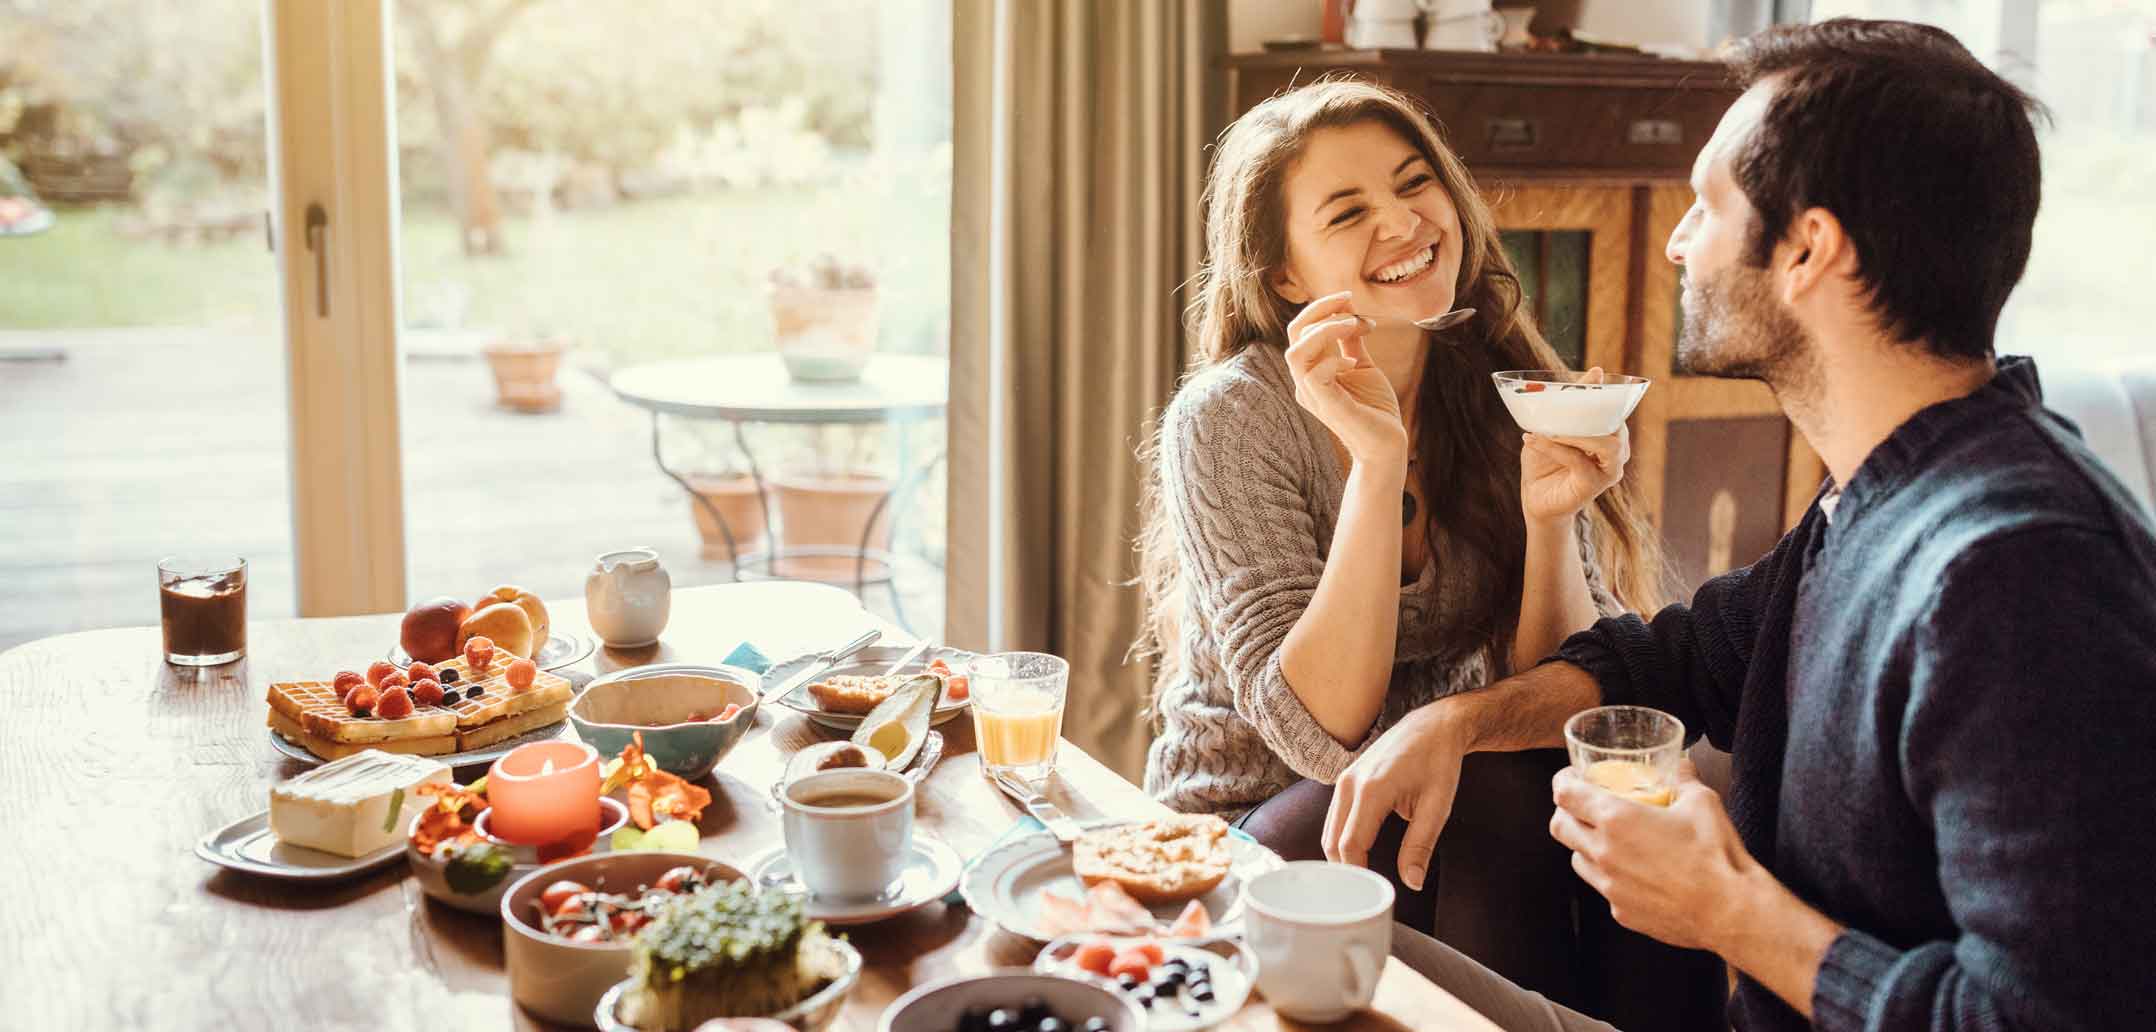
{"left": 610, "top": 354, "right": 948, "bottom": 631}
{"left": 0, "top": 581, "right": 1500, "bottom": 1030}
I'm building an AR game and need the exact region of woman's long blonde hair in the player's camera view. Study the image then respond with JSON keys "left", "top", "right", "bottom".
{"left": 1136, "top": 78, "right": 1667, "bottom": 699}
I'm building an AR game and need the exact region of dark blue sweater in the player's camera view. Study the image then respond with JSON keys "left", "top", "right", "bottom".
{"left": 1556, "top": 357, "right": 2156, "bottom": 1031}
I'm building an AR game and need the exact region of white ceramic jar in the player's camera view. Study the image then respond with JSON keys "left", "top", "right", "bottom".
{"left": 584, "top": 547, "right": 671, "bottom": 648}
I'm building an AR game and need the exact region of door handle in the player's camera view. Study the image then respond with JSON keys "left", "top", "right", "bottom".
{"left": 303, "top": 202, "right": 328, "bottom": 317}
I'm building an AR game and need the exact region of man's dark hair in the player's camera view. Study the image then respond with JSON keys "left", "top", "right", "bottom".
{"left": 1727, "top": 18, "right": 2048, "bottom": 360}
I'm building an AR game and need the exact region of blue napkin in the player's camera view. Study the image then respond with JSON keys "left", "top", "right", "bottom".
{"left": 723, "top": 641, "right": 774, "bottom": 675}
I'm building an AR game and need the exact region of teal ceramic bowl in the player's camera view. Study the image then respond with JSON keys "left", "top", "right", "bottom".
{"left": 569, "top": 663, "right": 760, "bottom": 780}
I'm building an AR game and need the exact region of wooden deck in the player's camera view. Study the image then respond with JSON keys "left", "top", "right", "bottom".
{"left": 0, "top": 328, "right": 943, "bottom": 653}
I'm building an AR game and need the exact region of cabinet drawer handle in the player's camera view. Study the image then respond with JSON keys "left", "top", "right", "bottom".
{"left": 1486, "top": 117, "right": 1537, "bottom": 150}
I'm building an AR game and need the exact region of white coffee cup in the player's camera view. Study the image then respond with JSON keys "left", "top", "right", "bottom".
{"left": 1242, "top": 862, "right": 1395, "bottom": 1022}
{"left": 779, "top": 769, "right": 914, "bottom": 901}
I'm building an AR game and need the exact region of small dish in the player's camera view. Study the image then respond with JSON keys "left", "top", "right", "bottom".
{"left": 880, "top": 972, "right": 1144, "bottom": 1032}
{"left": 194, "top": 810, "right": 405, "bottom": 881}
{"left": 502, "top": 851, "right": 745, "bottom": 1027}
{"left": 593, "top": 939, "right": 862, "bottom": 1032}
{"left": 267, "top": 717, "right": 568, "bottom": 769}
{"left": 766, "top": 644, "right": 976, "bottom": 732}
{"left": 390, "top": 629, "right": 595, "bottom": 673}
{"left": 1034, "top": 935, "right": 1258, "bottom": 1031}
{"left": 1491, "top": 369, "right": 1651, "bottom": 437}
{"left": 571, "top": 662, "right": 762, "bottom": 780}
{"left": 744, "top": 835, "right": 962, "bottom": 926}
{"left": 958, "top": 820, "right": 1283, "bottom": 942}
{"left": 407, "top": 796, "right": 631, "bottom": 915}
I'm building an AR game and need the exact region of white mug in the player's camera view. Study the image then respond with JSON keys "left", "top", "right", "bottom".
{"left": 1242, "top": 862, "right": 1395, "bottom": 1022}
{"left": 780, "top": 769, "right": 914, "bottom": 901}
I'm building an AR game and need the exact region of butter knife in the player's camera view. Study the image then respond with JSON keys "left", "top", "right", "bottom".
{"left": 989, "top": 769, "right": 1085, "bottom": 846}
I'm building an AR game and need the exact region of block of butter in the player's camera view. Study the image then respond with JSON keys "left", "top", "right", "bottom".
{"left": 269, "top": 749, "right": 451, "bottom": 858}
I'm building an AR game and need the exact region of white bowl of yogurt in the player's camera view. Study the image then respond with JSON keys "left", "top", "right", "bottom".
{"left": 1492, "top": 370, "right": 1651, "bottom": 437}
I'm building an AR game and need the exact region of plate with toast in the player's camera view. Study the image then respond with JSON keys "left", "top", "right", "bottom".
{"left": 768, "top": 643, "right": 977, "bottom": 731}
{"left": 266, "top": 653, "right": 575, "bottom": 767}
{"left": 959, "top": 815, "right": 1283, "bottom": 943}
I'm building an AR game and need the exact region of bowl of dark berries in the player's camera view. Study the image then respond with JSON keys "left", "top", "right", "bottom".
{"left": 1032, "top": 935, "right": 1256, "bottom": 1031}
{"left": 879, "top": 972, "right": 1143, "bottom": 1032}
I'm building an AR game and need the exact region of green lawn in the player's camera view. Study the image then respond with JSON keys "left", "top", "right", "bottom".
{"left": 1, "top": 189, "right": 950, "bottom": 364}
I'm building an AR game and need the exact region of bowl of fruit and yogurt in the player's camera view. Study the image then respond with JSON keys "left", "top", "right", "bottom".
{"left": 1492, "top": 370, "right": 1651, "bottom": 437}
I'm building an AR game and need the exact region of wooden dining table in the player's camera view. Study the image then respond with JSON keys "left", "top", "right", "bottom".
{"left": 0, "top": 582, "right": 1500, "bottom": 1031}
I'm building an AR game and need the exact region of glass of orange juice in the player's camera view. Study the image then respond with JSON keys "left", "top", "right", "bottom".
{"left": 1564, "top": 705, "right": 1685, "bottom": 807}
{"left": 968, "top": 652, "right": 1068, "bottom": 782}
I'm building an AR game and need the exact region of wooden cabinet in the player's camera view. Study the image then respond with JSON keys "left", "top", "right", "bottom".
{"left": 1225, "top": 49, "right": 1825, "bottom": 594}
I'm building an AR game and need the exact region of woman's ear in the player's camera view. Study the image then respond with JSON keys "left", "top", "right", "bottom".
{"left": 1270, "top": 266, "right": 1312, "bottom": 305}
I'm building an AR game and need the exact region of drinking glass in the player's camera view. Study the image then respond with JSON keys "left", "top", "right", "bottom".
{"left": 158, "top": 555, "right": 248, "bottom": 666}
{"left": 968, "top": 651, "right": 1068, "bottom": 782}
{"left": 1564, "top": 705, "right": 1684, "bottom": 807}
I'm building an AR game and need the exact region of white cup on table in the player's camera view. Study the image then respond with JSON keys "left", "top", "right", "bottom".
{"left": 1242, "top": 861, "right": 1396, "bottom": 1022}
{"left": 779, "top": 768, "right": 915, "bottom": 901}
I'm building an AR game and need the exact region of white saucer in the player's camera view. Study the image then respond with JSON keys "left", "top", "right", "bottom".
{"left": 745, "top": 837, "right": 962, "bottom": 926}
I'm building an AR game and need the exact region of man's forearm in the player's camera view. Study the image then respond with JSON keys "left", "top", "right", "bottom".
{"left": 1440, "top": 660, "right": 1603, "bottom": 752}
{"left": 1711, "top": 865, "right": 1844, "bottom": 1022}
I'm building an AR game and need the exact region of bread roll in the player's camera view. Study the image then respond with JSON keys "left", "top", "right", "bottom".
{"left": 1073, "top": 815, "right": 1233, "bottom": 904}
{"left": 477, "top": 585, "right": 550, "bottom": 650}
{"left": 459, "top": 601, "right": 535, "bottom": 658}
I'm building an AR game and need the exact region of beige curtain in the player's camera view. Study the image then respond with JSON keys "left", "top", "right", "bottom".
{"left": 948, "top": 0, "right": 1225, "bottom": 780}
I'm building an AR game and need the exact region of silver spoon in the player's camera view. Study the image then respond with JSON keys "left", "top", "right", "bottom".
{"left": 1414, "top": 307, "right": 1476, "bottom": 332}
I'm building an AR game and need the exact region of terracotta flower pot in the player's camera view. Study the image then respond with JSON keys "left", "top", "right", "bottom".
{"left": 767, "top": 284, "right": 878, "bottom": 383}
{"left": 681, "top": 472, "right": 768, "bottom": 560}
{"left": 482, "top": 340, "right": 565, "bottom": 413}
{"left": 770, "top": 469, "right": 894, "bottom": 581}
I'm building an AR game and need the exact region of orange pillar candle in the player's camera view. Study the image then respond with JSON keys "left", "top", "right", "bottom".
{"left": 485, "top": 741, "right": 601, "bottom": 846}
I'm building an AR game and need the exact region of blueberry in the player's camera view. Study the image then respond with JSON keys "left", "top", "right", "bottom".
{"left": 1036, "top": 1020, "right": 1067, "bottom": 1032}
{"left": 1115, "top": 973, "right": 1140, "bottom": 992}
{"left": 439, "top": 668, "right": 459, "bottom": 684}
{"left": 1081, "top": 1020, "right": 1111, "bottom": 1032}
{"left": 987, "top": 1010, "right": 1021, "bottom": 1032}
{"left": 1018, "top": 998, "right": 1051, "bottom": 1026}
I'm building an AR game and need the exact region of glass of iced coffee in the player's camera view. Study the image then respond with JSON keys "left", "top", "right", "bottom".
{"left": 158, "top": 556, "right": 247, "bottom": 666}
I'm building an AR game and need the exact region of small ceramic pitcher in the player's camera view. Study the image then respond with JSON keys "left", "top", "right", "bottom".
{"left": 585, "top": 547, "right": 671, "bottom": 648}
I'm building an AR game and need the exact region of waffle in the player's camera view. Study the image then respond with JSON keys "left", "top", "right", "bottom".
{"left": 266, "top": 654, "right": 573, "bottom": 758}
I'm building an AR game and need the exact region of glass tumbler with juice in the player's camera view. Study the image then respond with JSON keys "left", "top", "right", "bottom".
{"left": 968, "top": 652, "right": 1069, "bottom": 782}
{"left": 1564, "top": 705, "right": 1684, "bottom": 807}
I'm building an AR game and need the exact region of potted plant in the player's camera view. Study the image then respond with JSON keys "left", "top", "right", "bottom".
{"left": 481, "top": 333, "right": 567, "bottom": 413}
{"left": 767, "top": 254, "right": 878, "bottom": 383}
{"left": 671, "top": 426, "right": 770, "bottom": 561}
{"left": 770, "top": 424, "right": 893, "bottom": 581}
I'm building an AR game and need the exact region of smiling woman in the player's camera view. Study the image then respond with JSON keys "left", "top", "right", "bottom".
{"left": 1133, "top": 77, "right": 1696, "bottom": 1021}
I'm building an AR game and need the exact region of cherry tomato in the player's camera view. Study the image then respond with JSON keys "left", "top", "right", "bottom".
{"left": 551, "top": 892, "right": 591, "bottom": 921}
{"left": 608, "top": 909, "right": 648, "bottom": 935}
{"left": 365, "top": 660, "right": 397, "bottom": 689}
{"left": 656, "top": 866, "right": 701, "bottom": 894}
{"left": 506, "top": 657, "right": 537, "bottom": 691}
{"left": 711, "top": 703, "right": 742, "bottom": 724}
{"left": 1131, "top": 940, "right": 1165, "bottom": 965}
{"left": 945, "top": 675, "right": 970, "bottom": 701}
{"left": 540, "top": 880, "right": 590, "bottom": 913}
{"left": 464, "top": 636, "right": 496, "bottom": 671}
{"left": 1073, "top": 940, "right": 1117, "bottom": 976}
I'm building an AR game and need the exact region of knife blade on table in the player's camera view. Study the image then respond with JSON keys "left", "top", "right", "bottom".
{"left": 988, "top": 769, "right": 1086, "bottom": 846}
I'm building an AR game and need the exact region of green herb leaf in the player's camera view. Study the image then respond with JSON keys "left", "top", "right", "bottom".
{"left": 467, "top": 775, "right": 488, "bottom": 796}
{"left": 381, "top": 787, "right": 405, "bottom": 834}
{"left": 443, "top": 843, "right": 514, "bottom": 894}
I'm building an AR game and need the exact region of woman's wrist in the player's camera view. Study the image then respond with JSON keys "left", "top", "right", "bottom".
{"left": 1522, "top": 510, "right": 1576, "bottom": 537}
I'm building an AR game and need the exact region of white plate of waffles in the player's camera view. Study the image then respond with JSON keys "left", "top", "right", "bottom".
{"left": 265, "top": 653, "right": 576, "bottom": 767}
